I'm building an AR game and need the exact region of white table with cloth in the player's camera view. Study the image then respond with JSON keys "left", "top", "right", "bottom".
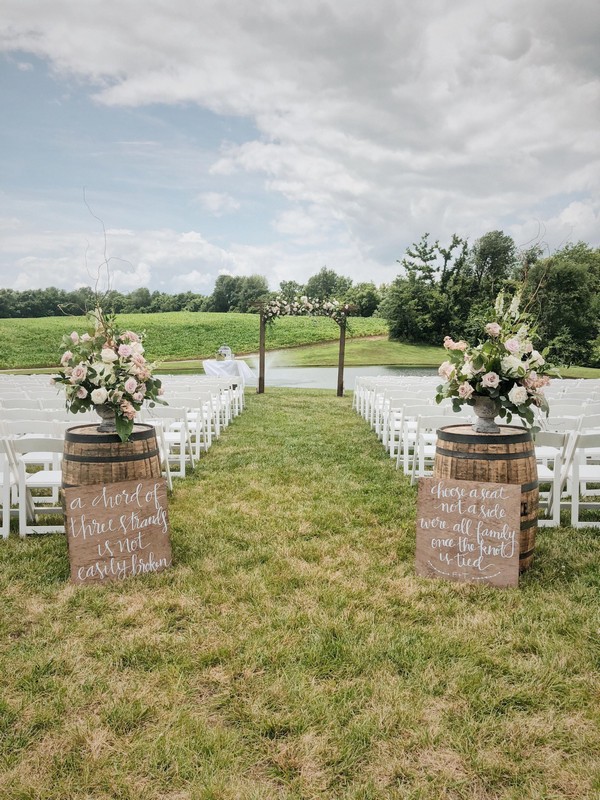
{"left": 202, "top": 359, "right": 256, "bottom": 386}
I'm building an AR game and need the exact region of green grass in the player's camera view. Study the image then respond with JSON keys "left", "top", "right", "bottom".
{"left": 273, "top": 337, "right": 445, "bottom": 367}
{"left": 0, "top": 389, "right": 599, "bottom": 799}
{"left": 0, "top": 313, "right": 388, "bottom": 370}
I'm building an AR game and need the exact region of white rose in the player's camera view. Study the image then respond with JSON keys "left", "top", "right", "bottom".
{"left": 91, "top": 387, "right": 109, "bottom": 404}
{"left": 101, "top": 348, "right": 119, "bottom": 363}
{"left": 508, "top": 385, "right": 528, "bottom": 406}
{"left": 530, "top": 350, "right": 545, "bottom": 367}
{"left": 501, "top": 355, "right": 524, "bottom": 377}
{"left": 130, "top": 342, "right": 145, "bottom": 356}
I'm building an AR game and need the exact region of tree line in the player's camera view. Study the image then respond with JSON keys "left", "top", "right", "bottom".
{"left": 0, "top": 268, "right": 381, "bottom": 319}
{"left": 1, "top": 233, "right": 598, "bottom": 366}
{"left": 381, "top": 232, "right": 600, "bottom": 367}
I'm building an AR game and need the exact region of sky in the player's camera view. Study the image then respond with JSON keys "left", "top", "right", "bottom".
{"left": 0, "top": 0, "right": 599, "bottom": 296}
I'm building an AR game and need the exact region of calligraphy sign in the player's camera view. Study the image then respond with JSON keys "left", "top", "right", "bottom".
{"left": 416, "top": 477, "right": 520, "bottom": 588}
{"left": 64, "top": 478, "right": 172, "bottom": 585}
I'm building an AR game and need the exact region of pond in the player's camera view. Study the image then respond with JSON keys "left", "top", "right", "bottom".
{"left": 160, "top": 362, "right": 438, "bottom": 390}
{"left": 251, "top": 365, "right": 438, "bottom": 390}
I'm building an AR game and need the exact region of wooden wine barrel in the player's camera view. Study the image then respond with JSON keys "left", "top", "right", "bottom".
{"left": 434, "top": 424, "right": 539, "bottom": 571}
{"left": 62, "top": 424, "right": 161, "bottom": 488}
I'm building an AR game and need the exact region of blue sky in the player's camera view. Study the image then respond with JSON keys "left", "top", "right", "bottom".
{"left": 1, "top": 0, "right": 599, "bottom": 296}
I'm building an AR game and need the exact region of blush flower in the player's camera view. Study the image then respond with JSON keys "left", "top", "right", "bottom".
{"left": 481, "top": 372, "right": 500, "bottom": 388}
{"left": 124, "top": 377, "right": 138, "bottom": 394}
{"left": 485, "top": 322, "right": 501, "bottom": 337}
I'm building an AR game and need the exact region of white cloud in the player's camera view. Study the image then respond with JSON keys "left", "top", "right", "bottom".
{"left": 0, "top": 0, "right": 598, "bottom": 294}
{"left": 196, "top": 192, "right": 240, "bottom": 216}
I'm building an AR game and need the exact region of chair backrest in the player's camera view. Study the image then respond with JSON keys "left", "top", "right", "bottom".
{"left": 579, "top": 413, "right": 600, "bottom": 433}
{"left": 534, "top": 430, "right": 569, "bottom": 449}
{"left": 2, "top": 419, "right": 58, "bottom": 438}
{"left": 0, "top": 397, "right": 43, "bottom": 409}
{"left": 573, "top": 430, "right": 600, "bottom": 453}
{"left": 11, "top": 436, "right": 65, "bottom": 456}
{"left": 0, "top": 408, "right": 54, "bottom": 421}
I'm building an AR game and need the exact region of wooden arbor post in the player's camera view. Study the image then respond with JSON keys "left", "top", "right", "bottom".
{"left": 337, "top": 318, "right": 346, "bottom": 397}
{"left": 258, "top": 312, "right": 266, "bottom": 394}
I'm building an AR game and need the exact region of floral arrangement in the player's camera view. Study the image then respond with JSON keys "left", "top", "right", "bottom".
{"left": 263, "top": 295, "right": 352, "bottom": 326}
{"left": 53, "top": 307, "right": 165, "bottom": 441}
{"left": 435, "top": 291, "right": 560, "bottom": 428}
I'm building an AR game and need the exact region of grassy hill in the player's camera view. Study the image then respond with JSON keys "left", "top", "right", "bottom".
{"left": 0, "top": 312, "right": 388, "bottom": 370}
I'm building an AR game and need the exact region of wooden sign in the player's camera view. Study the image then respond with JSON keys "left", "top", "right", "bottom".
{"left": 64, "top": 478, "right": 172, "bottom": 585}
{"left": 416, "top": 477, "right": 520, "bottom": 588}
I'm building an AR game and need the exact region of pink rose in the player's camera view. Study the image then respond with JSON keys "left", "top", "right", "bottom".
{"left": 124, "top": 377, "right": 138, "bottom": 394}
{"left": 69, "top": 363, "right": 88, "bottom": 383}
{"left": 458, "top": 383, "right": 474, "bottom": 399}
{"left": 76, "top": 386, "right": 88, "bottom": 399}
{"left": 120, "top": 330, "right": 140, "bottom": 343}
{"left": 481, "top": 371, "right": 500, "bottom": 388}
{"left": 438, "top": 361, "right": 455, "bottom": 380}
{"left": 485, "top": 322, "right": 501, "bottom": 337}
{"left": 61, "top": 350, "right": 73, "bottom": 365}
{"left": 132, "top": 392, "right": 144, "bottom": 403}
{"left": 70, "top": 331, "right": 80, "bottom": 344}
{"left": 504, "top": 338, "right": 521, "bottom": 354}
{"left": 118, "top": 344, "right": 133, "bottom": 358}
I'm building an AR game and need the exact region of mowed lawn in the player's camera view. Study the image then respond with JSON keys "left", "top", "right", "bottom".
{"left": 1, "top": 390, "right": 599, "bottom": 799}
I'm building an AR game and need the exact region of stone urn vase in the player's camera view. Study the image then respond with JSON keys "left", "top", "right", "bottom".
{"left": 471, "top": 395, "right": 500, "bottom": 434}
{"left": 94, "top": 404, "right": 118, "bottom": 434}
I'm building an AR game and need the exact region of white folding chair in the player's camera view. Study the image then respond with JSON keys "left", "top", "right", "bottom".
{"left": 534, "top": 430, "right": 570, "bottom": 527}
{"left": 0, "top": 439, "right": 19, "bottom": 538}
{"left": 411, "top": 414, "right": 470, "bottom": 484}
{"left": 10, "top": 436, "right": 64, "bottom": 536}
{"left": 569, "top": 431, "right": 600, "bottom": 528}
{"left": 141, "top": 407, "right": 194, "bottom": 478}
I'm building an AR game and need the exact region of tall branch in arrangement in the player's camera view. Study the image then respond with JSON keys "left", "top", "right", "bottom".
{"left": 257, "top": 296, "right": 354, "bottom": 396}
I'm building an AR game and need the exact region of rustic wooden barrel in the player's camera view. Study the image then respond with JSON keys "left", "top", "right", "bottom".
{"left": 62, "top": 423, "right": 162, "bottom": 488}
{"left": 434, "top": 424, "right": 539, "bottom": 571}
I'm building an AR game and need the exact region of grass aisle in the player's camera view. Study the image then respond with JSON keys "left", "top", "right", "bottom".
{"left": 0, "top": 389, "right": 599, "bottom": 799}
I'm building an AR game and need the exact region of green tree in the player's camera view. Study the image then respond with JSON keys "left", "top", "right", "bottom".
{"left": 523, "top": 242, "right": 600, "bottom": 366}
{"left": 279, "top": 280, "right": 305, "bottom": 302}
{"left": 345, "top": 282, "right": 381, "bottom": 317}
{"left": 305, "top": 267, "right": 352, "bottom": 300}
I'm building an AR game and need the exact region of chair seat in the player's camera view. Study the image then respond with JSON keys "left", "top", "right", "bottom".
{"left": 25, "top": 469, "right": 63, "bottom": 488}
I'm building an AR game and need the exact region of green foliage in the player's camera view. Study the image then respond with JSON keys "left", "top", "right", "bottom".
{"left": 0, "top": 312, "right": 387, "bottom": 370}
{"left": 203, "top": 274, "right": 269, "bottom": 313}
{"left": 384, "top": 232, "right": 600, "bottom": 368}
{"left": 304, "top": 266, "right": 353, "bottom": 300}
{"left": 345, "top": 282, "right": 381, "bottom": 317}
{"left": 380, "top": 275, "right": 450, "bottom": 344}
{"left": 523, "top": 242, "right": 600, "bottom": 367}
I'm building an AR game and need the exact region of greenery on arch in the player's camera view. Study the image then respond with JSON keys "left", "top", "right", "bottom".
{"left": 262, "top": 295, "right": 353, "bottom": 326}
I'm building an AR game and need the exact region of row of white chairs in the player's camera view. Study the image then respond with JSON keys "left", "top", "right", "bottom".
{"left": 353, "top": 375, "right": 600, "bottom": 528}
{"left": 0, "top": 374, "right": 248, "bottom": 537}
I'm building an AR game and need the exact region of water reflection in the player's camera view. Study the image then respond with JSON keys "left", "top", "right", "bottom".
{"left": 160, "top": 361, "right": 437, "bottom": 390}
{"left": 250, "top": 365, "right": 437, "bottom": 390}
